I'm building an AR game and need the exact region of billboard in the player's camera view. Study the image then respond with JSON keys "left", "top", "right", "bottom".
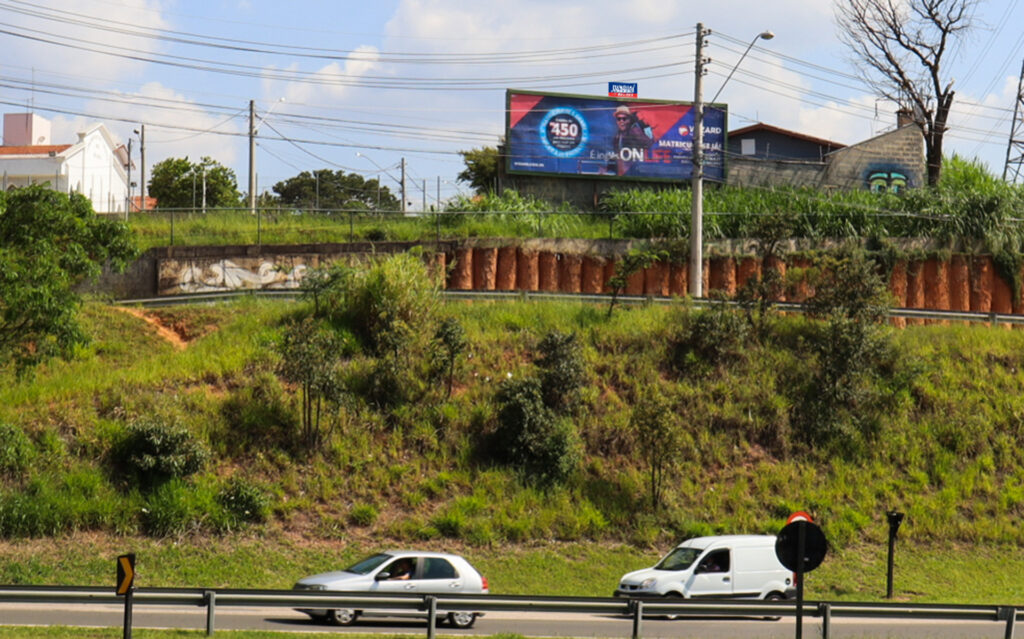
{"left": 506, "top": 90, "right": 726, "bottom": 182}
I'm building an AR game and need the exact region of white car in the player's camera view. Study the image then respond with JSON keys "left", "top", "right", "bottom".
{"left": 615, "top": 535, "right": 794, "bottom": 601}
{"left": 294, "top": 550, "right": 489, "bottom": 628}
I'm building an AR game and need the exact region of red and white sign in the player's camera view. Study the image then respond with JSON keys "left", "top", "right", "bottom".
{"left": 786, "top": 511, "right": 813, "bottom": 525}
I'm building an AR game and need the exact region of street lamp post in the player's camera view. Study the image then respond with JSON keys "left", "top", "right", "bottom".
{"left": 690, "top": 26, "right": 774, "bottom": 299}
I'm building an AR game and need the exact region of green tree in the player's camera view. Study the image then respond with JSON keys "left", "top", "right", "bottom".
{"left": 631, "top": 387, "right": 688, "bottom": 512}
{"left": 432, "top": 317, "right": 467, "bottom": 399}
{"left": 457, "top": 146, "right": 500, "bottom": 194}
{"left": 0, "top": 185, "right": 136, "bottom": 371}
{"left": 148, "top": 156, "right": 241, "bottom": 210}
{"left": 275, "top": 316, "right": 350, "bottom": 451}
{"left": 272, "top": 169, "right": 399, "bottom": 213}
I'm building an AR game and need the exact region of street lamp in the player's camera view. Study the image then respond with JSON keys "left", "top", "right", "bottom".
{"left": 690, "top": 26, "right": 774, "bottom": 298}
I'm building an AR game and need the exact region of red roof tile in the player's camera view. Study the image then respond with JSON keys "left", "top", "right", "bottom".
{"left": 0, "top": 144, "right": 72, "bottom": 156}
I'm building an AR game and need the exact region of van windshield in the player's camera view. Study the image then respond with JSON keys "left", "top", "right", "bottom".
{"left": 655, "top": 547, "right": 702, "bottom": 571}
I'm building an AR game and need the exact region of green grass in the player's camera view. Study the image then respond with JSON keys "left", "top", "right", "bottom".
{"left": 4, "top": 293, "right": 1024, "bottom": 604}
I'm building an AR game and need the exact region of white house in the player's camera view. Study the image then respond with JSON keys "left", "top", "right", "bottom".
{"left": 0, "top": 113, "right": 131, "bottom": 214}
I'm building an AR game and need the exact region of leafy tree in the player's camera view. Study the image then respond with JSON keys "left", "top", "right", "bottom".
{"left": 432, "top": 317, "right": 467, "bottom": 399}
{"left": 457, "top": 146, "right": 500, "bottom": 194}
{"left": 275, "top": 316, "right": 350, "bottom": 451}
{"left": 836, "top": 0, "right": 977, "bottom": 185}
{"left": 0, "top": 185, "right": 136, "bottom": 372}
{"left": 272, "top": 169, "right": 399, "bottom": 213}
{"left": 794, "top": 249, "right": 898, "bottom": 454}
{"left": 631, "top": 387, "right": 688, "bottom": 512}
{"left": 148, "top": 156, "right": 241, "bottom": 209}
{"left": 535, "top": 330, "right": 586, "bottom": 413}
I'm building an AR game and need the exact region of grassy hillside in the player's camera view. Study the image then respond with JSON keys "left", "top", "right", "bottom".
{"left": 1, "top": 280, "right": 1024, "bottom": 602}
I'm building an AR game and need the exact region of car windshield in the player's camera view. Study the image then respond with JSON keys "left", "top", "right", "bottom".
{"left": 655, "top": 547, "right": 702, "bottom": 571}
{"left": 344, "top": 553, "right": 393, "bottom": 575}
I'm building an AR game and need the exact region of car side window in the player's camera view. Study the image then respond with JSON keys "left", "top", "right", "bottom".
{"left": 697, "top": 550, "right": 730, "bottom": 573}
{"left": 383, "top": 557, "right": 417, "bottom": 580}
{"left": 421, "top": 557, "right": 459, "bottom": 579}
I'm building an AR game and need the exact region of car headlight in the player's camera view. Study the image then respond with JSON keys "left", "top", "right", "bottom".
{"left": 640, "top": 578, "right": 656, "bottom": 589}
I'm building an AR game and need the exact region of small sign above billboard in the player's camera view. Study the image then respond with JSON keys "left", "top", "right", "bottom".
{"left": 608, "top": 82, "right": 638, "bottom": 98}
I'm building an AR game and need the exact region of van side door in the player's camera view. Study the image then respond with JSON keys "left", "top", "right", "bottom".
{"left": 687, "top": 549, "right": 733, "bottom": 597}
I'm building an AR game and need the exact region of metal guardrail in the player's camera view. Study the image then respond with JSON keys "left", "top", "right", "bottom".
{"left": 115, "top": 288, "right": 1024, "bottom": 326}
{"left": 0, "top": 586, "right": 1018, "bottom": 638}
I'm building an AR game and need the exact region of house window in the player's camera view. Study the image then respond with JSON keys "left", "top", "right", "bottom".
{"left": 741, "top": 139, "right": 756, "bottom": 156}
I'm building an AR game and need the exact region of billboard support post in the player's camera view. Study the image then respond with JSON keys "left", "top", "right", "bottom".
{"left": 690, "top": 23, "right": 707, "bottom": 299}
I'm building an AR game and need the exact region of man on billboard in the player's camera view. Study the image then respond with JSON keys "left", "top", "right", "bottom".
{"left": 610, "top": 105, "right": 654, "bottom": 176}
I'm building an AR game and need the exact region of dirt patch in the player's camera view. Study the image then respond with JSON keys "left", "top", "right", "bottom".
{"left": 114, "top": 307, "right": 189, "bottom": 350}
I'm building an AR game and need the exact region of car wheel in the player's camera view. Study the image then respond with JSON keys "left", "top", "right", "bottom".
{"left": 763, "top": 592, "right": 784, "bottom": 621}
{"left": 447, "top": 611, "right": 477, "bottom": 629}
{"left": 331, "top": 608, "right": 358, "bottom": 626}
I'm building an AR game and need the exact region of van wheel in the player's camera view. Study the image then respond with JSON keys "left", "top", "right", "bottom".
{"left": 763, "top": 592, "right": 784, "bottom": 621}
{"left": 663, "top": 592, "right": 684, "bottom": 620}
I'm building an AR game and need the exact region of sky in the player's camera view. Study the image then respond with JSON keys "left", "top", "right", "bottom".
{"left": 2, "top": 0, "right": 1023, "bottom": 210}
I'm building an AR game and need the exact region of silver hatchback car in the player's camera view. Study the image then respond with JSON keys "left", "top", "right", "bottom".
{"left": 294, "top": 550, "right": 489, "bottom": 628}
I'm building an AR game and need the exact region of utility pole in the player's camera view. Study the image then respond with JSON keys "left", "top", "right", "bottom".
{"left": 1003, "top": 58, "right": 1024, "bottom": 184}
{"left": 126, "top": 138, "right": 132, "bottom": 221}
{"left": 422, "top": 178, "right": 426, "bottom": 212}
{"left": 139, "top": 125, "right": 146, "bottom": 211}
{"left": 400, "top": 157, "right": 407, "bottom": 214}
{"left": 248, "top": 99, "right": 256, "bottom": 215}
{"left": 689, "top": 22, "right": 709, "bottom": 298}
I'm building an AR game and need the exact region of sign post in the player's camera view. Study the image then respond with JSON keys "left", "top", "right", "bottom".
{"left": 116, "top": 553, "right": 136, "bottom": 639}
{"left": 776, "top": 515, "right": 827, "bottom": 639}
{"left": 886, "top": 510, "right": 904, "bottom": 598}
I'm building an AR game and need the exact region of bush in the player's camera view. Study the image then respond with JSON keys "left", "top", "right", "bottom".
{"left": 143, "top": 479, "right": 202, "bottom": 537}
{"left": 348, "top": 503, "right": 378, "bottom": 526}
{"left": 535, "top": 331, "right": 586, "bottom": 413}
{"left": 216, "top": 477, "right": 269, "bottom": 527}
{"left": 671, "top": 304, "right": 750, "bottom": 375}
{"left": 492, "top": 378, "right": 581, "bottom": 486}
{"left": 218, "top": 372, "right": 297, "bottom": 452}
{"left": 0, "top": 422, "right": 34, "bottom": 475}
{"left": 112, "top": 419, "right": 209, "bottom": 489}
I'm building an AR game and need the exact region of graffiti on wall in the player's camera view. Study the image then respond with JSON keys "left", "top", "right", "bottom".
{"left": 160, "top": 258, "right": 308, "bottom": 295}
{"left": 864, "top": 163, "right": 915, "bottom": 193}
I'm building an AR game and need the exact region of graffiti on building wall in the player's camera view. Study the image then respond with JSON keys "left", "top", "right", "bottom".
{"left": 864, "top": 163, "right": 915, "bottom": 193}
{"left": 162, "top": 259, "right": 308, "bottom": 294}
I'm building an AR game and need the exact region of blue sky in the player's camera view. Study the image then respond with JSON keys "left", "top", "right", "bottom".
{"left": 2, "top": 0, "right": 1023, "bottom": 209}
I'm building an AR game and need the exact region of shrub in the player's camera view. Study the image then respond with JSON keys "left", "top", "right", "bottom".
{"left": 143, "top": 479, "right": 202, "bottom": 537}
{"left": 218, "top": 372, "right": 297, "bottom": 452}
{"left": 0, "top": 422, "right": 34, "bottom": 474}
{"left": 216, "top": 477, "right": 269, "bottom": 527}
{"left": 535, "top": 331, "right": 586, "bottom": 413}
{"left": 492, "top": 378, "right": 581, "bottom": 486}
{"left": 112, "top": 419, "right": 209, "bottom": 489}
{"left": 671, "top": 304, "right": 750, "bottom": 375}
{"left": 348, "top": 503, "right": 378, "bottom": 526}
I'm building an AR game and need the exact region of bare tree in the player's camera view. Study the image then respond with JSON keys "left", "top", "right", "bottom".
{"left": 836, "top": 0, "right": 978, "bottom": 186}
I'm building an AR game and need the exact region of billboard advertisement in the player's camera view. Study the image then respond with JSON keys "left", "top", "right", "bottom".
{"left": 505, "top": 90, "right": 726, "bottom": 182}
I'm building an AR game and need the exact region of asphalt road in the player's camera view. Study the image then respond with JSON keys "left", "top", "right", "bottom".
{"left": 0, "top": 603, "right": 1011, "bottom": 638}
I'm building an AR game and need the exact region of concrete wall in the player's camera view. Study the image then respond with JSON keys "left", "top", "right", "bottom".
{"left": 727, "top": 156, "right": 826, "bottom": 189}
{"left": 93, "top": 240, "right": 1024, "bottom": 323}
{"left": 824, "top": 125, "right": 925, "bottom": 192}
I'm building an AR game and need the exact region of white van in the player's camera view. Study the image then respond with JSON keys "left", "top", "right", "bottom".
{"left": 614, "top": 535, "right": 794, "bottom": 600}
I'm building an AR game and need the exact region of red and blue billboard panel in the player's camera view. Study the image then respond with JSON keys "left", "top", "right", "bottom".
{"left": 506, "top": 90, "right": 726, "bottom": 182}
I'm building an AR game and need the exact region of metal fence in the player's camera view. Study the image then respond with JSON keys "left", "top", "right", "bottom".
{"left": 0, "top": 585, "right": 1018, "bottom": 639}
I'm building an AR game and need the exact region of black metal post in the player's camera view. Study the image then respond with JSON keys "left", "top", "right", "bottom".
{"left": 886, "top": 511, "right": 904, "bottom": 599}
{"left": 122, "top": 587, "right": 133, "bottom": 639}
{"left": 796, "top": 521, "right": 805, "bottom": 639}
{"left": 631, "top": 599, "right": 643, "bottom": 639}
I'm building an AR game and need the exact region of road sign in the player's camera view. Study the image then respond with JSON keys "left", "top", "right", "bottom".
{"left": 116, "top": 553, "right": 135, "bottom": 595}
{"left": 786, "top": 511, "right": 813, "bottom": 525}
{"left": 775, "top": 521, "right": 827, "bottom": 573}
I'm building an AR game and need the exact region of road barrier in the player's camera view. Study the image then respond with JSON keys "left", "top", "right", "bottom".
{"left": 0, "top": 585, "right": 1018, "bottom": 638}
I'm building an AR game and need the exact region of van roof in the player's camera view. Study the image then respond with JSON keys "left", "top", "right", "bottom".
{"left": 676, "top": 534, "right": 777, "bottom": 549}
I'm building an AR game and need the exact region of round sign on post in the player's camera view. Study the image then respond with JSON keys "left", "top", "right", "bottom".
{"left": 775, "top": 520, "right": 828, "bottom": 573}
